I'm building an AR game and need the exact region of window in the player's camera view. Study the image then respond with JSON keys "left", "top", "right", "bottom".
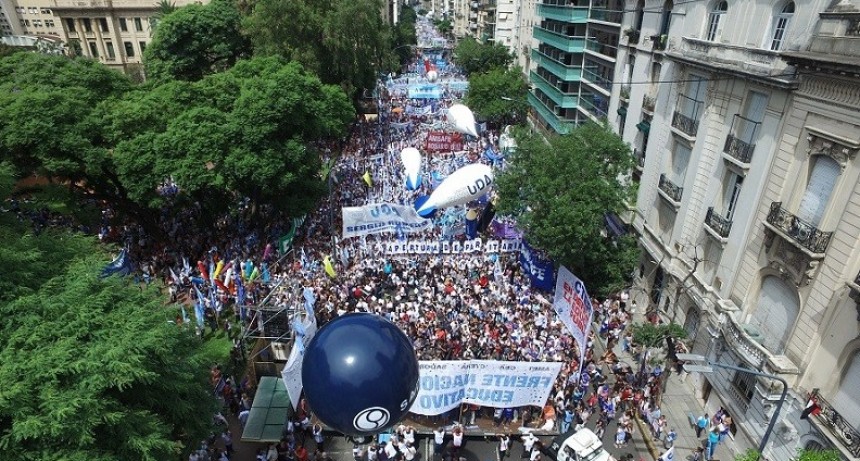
{"left": 65, "top": 18, "right": 76, "bottom": 32}
{"left": 722, "top": 173, "right": 743, "bottom": 220}
{"left": 833, "top": 353, "right": 860, "bottom": 433}
{"left": 750, "top": 276, "right": 799, "bottom": 354}
{"left": 797, "top": 155, "right": 840, "bottom": 226}
{"left": 650, "top": 267, "right": 664, "bottom": 308}
{"left": 769, "top": 2, "right": 794, "bottom": 50}
{"left": 731, "top": 371, "right": 755, "bottom": 404}
{"left": 634, "top": 0, "right": 645, "bottom": 31}
{"left": 98, "top": 17, "right": 108, "bottom": 32}
{"left": 734, "top": 91, "right": 768, "bottom": 149}
{"left": 15, "top": 7, "right": 24, "bottom": 14}
{"left": 28, "top": 7, "right": 37, "bottom": 14}
{"left": 119, "top": 17, "right": 127, "bottom": 32}
{"left": 45, "top": 20, "right": 55, "bottom": 28}
{"left": 680, "top": 74, "right": 706, "bottom": 119}
{"left": 22, "top": 20, "right": 29, "bottom": 27}
{"left": 83, "top": 18, "right": 92, "bottom": 33}
{"left": 139, "top": 41, "right": 147, "bottom": 53}
{"left": 672, "top": 142, "right": 691, "bottom": 184}
{"left": 40, "top": 8, "right": 52, "bottom": 14}
{"left": 124, "top": 41, "right": 135, "bottom": 57}
{"left": 660, "top": 0, "right": 673, "bottom": 36}
{"left": 33, "top": 20, "right": 42, "bottom": 27}
{"left": 105, "top": 41, "right": 115, "bottom": 59}
{"left": 134, "top": 17, "right": 143, "bottom": 32}
{"left": 706, "top": 1, "right": 727, "bottom": 41}
{"left": 88, "top": 41, "right": 99, "bottom": 57}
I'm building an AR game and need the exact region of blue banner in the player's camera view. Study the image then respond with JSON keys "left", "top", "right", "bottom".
{"left": 520, "top": 240, "right": 555, "bottom": 292}
{"left": 408, "top": 84, "right": 443, "bottom": 99}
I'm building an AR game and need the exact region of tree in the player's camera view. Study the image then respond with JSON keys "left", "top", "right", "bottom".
{"left": 434, "top": 19, "right": 453, "bottom": 38}
{"left": 244, "top": 0, "right": 391, "bottom": 95}
{"left": 630, "top": 322, "right": 687, "bottom": 349}
{"left": 453, "top": 36, "right": 513, "bottom": 75}
{"left": 391, "top": 6, "right": 418, "bottom": 68}
{"left": 794, "top": 449, "right": 842, "bottom": 461}
{"left": 464, "top": 66, "right": 530, "bottom": 124}
{"left": 495, "top": 123, "right": 637, "bottom": 296}
{"left": 0, "top": 219, "right": 216, "bottom": 459}
{"left": 144, "top": 0, "right": 252, "bottom": 81}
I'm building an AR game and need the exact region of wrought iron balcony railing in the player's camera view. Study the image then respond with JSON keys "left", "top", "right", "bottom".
{"left": 810, "top": 389, "right": 860, "bottom": 457}
{"left": 658, "top": 174, "right": 682, "bottom": 203}
{"left": 705, "top": 207, "right": 732, "bottom": 238}
{"left": 724, "top": 133, "right": 755, "bottom": 163}
{"left": 672, "top": 110, "right": 699, "bottom": 137}
{"left": 766, "top": 202, "right": 833, "bottom": 254}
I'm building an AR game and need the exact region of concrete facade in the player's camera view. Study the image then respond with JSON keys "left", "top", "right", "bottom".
{"left": 614, "top": 0, "right": 860, "bottom": 458}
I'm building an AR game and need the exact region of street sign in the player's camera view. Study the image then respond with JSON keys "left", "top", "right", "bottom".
{"left": 676, "top": 353, "right": 706, "bottom": 362}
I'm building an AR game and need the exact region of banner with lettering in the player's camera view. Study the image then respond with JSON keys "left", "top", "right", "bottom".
{"left": 342, "top": 203, "right": 432, "bottom": 238}
{"left": 383, "top": 238, "right": 521, "bottom": 255}
{"left": 408, "top": 84, "right": 443, "bottom": 99}
{"left": 519, "top": 240, "right": 555, "bottom": 292}
{"left": 552, "top": 265, "right": 593, "bottom": 374}
{"left": 424, "top": 131, "right": 464, "bottom": 153}
{"left": 409, "top": 360, "right": 563, "bottom": 416}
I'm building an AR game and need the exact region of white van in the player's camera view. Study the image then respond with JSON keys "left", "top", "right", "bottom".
{"left": 551, "top": 429, "right": 615, "bottom": 461}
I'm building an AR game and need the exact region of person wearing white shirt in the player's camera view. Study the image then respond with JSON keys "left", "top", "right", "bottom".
{"left": 403, "top": 426, "right": 416, "bottom": 446}
{"left": 433, "top": 427, "right": 445, "bottom": 457}
{"left": 498, "top": 435, "right": 510, "bottom": 460}
{"left": 384, "top": 442, "right": 398, "bottom": 461}
{"left": 402, "top": 443, "right": 417, "bottom": 461}
{"left": 522, "top": 432, "right": 537, "bottom": 456}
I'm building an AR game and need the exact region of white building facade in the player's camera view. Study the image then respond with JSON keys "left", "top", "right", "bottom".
{"left": 613, "top": 0, "right": 860, "bottom": 458}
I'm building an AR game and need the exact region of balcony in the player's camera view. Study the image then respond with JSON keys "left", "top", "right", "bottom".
{"left": 528, "top": 91, "right": 573, "bottom": 134}
{"left": 672, "top": 110, "right": 699, "bottom": 138}
{"left": 579, "top": 96, "right": 608, "bottom": 119}
{"left": 765, "top": 202, "right": 833, "bottom": 255}
{"left": 585, "top": 38, "right": 618, "bottom": 59}
{"left": 723, "top": 134, "right": 755, "bottom": 164}
{"left": 650, "top": 34, "right": 667, "bottom": 51}
{"left": 582, "top": 67, "right": 612, "bottom": 92}
{"left": 642, "top": 95, "right": 656, "bottom": 112}
{"left": 589, "top": 8, "right": 623, "bottom": 24}
{"left": 634, "top": 149, "right": 645, "bottom": 170}
{"left": 623, "top": 28, "right": 640, "bottom": 45}
{"left": 536, "top": 3, "right": 588, "bottom": 23}
{"left": 674, "top": 37, "right": 794, "bottom": 85}
{"left": 722, "top": 115, "right": 759, "bottom": 165}
{"left": 722, "top": 316, "right": 768, "bottom": 368}
{"left": 532, "top": 49, "right": 582, "bottom": 81}
{"left": 533, "top": 26, "right": 586, "bottom": 53}
{"left": 809, "top": 389, "right": 860, "bottom": 458}
{"left": 620, "top": 84, "right": 631, "bottom": 101}
{"left": 658, "top": 174, "right": 682, "bottom": 204}
{"left": 530, "top": 71, "right": 579, "bottom": 108}
{"left": 705, "top": 207, "right": 732, "bottom": 239}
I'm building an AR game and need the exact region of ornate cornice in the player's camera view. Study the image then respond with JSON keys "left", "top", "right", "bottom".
{"left": 806, "top": 131, "right": 859, "bottom": 171}
{"left": 798, "top": 74, "right": 860, "bottom": 108}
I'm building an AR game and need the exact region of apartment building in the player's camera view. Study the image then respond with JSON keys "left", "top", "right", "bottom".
{"left": 615, "top": 0, "right": 860, "bottom": 458}
{"left": 527, "top": 0, "right": 624, "bottom": 134}
{"left": 0, "top": 1, "right": 23, "bottom": 37}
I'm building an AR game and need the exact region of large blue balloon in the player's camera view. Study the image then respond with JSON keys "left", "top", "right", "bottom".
{"left": 302, "top": 313, "right": 420, "bottom": 436}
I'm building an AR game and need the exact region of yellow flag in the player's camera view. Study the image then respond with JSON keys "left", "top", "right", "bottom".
{"left": 323, "top": 255, "right": 337, "bottom": 278}
{"left": 362, "top": 171, "right": 372, "bottom": 187}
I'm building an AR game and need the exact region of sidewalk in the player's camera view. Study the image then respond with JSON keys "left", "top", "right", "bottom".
{"left": 593, "top": 320, "right": 741, "bottom": 461}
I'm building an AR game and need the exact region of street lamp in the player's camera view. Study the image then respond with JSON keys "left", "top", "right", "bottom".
{"left": 677, "top": 353, "right": 788, "bottom": 458}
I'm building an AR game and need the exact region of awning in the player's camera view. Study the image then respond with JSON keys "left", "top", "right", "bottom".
{"left": 604, "top": 212, "right": 627, "bottom": 237}
{"left": 241, "top": 377, "right": 291, "bottom": 443}
{"left": 617, "top": 106, "right": 627, "bottom": 116}
{"left": 636, "top": 120, "right": 651, "bottom": 133}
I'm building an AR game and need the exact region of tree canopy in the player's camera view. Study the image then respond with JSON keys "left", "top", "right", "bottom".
{"left": 144, "top": 0, "right": 252, "bottom": 81}
{"left": 495, "top": 124, "right": 638, "bottom": 296}
{"left": 464, "top": 66, "right": 530, "bottom": 124}
{"left": 453, "top": 37, "right": 513, "bottom": 76}
{"left": 0, "top": 52, "right": 353, "bottom": 234}
{"left": 243, "top": 0, "right": 391, "bottom": 94}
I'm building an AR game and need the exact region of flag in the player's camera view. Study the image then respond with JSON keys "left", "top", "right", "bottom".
{"left": 323, "top": 255, "right": 337, "bottom": 278}
{"left": 169, "top": 268, "right": 181, "bottom": 285}
{"left": 800, "top": 394, "right": 821, "bottom": 419}
{"left": 303, "top": 287, "right": 316, "bottom": 318}
{"left": 261, "top": 264, "right": 271, "bottom": 283}
{"left": 362, "top": 170, "right": 372, "bottom": 187}
{"left": 100, "top": 248, "right": 133, "bottom": 278}
{"left": 660, "top": 446, "right": 675, "bottom": 461}
{"left": 193, "top": 285, "right": 206, "bottom": 328}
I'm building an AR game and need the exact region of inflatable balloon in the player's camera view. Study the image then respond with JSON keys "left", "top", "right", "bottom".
{"left": 447, "top": 104, "right": 478, "bottom": 137}
{"left": 302, "top": 313, "right": 419, "bottom": 436}
{"left": 427, "top": 70, "right": 438, "bottom": 83}
{"left": 415, "top": 163, "right": 494, "bottom": 217}
{"left": 400, "top": 147, "right": 423, "bottom": 190}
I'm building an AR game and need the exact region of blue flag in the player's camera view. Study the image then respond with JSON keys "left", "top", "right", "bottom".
{"left": 302, "top": 287, "right": 316, "bottom": 319}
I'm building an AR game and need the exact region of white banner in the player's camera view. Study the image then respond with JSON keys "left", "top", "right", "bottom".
{"left": 384, "top": 238, "right": 521, "bottom": 255}
{"left": 552, "top": 266, "right": 593, "bottom": 375}
{"left": 342, "top": 203, "right": 432, "bottom": 238}
{"left": 409, "top": 360, "right": 563, "bottom": 416}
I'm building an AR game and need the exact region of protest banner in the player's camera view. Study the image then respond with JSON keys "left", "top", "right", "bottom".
{"left": 383, "top": 238, "right": 521, "bottom": 255}
{"left": 552, "top": 265, "right": 593, "bottom": 376}
{"left": 409, "top": 360, "right": 563, "bottom": 416}
{"left": 424, "top": 131, "right": 464, "bottom": 153}
{"left": 342, "top": 203, "right": 432, "bottom": 238}
{"left": 520, "top": 240, "right": 555, "bottom": 292}
{"left": 408, "top": 84, "right": 443, "bottom": 99}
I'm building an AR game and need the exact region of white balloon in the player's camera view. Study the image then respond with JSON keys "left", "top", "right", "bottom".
{"left": 427, "top": 70, "right": 438, "bottom": 83}
{"left": 415, "top": 163, "right": 493, "bottom": 217}
{"left": 400, "top": 147, "right": 422, "bottom": 190}
{"left": 447, "top": 104, "right": 478, "bottom": 137}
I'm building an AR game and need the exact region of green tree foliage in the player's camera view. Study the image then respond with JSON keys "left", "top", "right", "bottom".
{"left": 144, "top": 0, "right": 252, "bottom": 81}
{"left": 434, "top": 19, "right": 453, "bottom": 38}
{"left": 464, "top": 67, "right": 530, "bottom": 124}
{"left": 794, "top": 449, "right": 842, "bottom": 461}
{"left": 631, "top": 322, "right": 688, "bottom": 348}
{"left": 391, "top": 6, "right": 418, "bottom": 68}
{"left": 495, "top": 124, "right": 637, "bottom": 296}
{"left": 244, "top": 0, "right": 390, "bottom": 94}
{"left": 105, "top": 56, "right": 354, "bottom": 216}
{"left": 453, "top": 36, "right": 513, "bottom": 75}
